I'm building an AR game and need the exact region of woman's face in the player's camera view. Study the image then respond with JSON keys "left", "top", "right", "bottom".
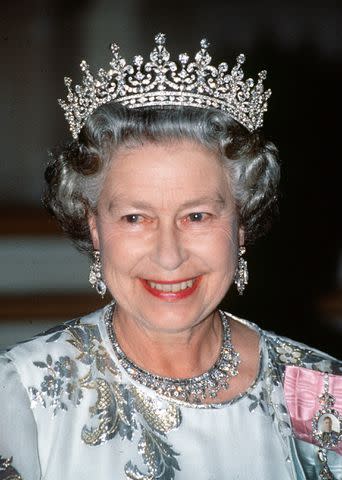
{"left": 89, "top": 139, "right": 243, "bottom": 334}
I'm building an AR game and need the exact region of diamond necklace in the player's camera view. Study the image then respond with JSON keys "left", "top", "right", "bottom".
{"left": 105, "top": 305, "right": 240, "bottom": 404}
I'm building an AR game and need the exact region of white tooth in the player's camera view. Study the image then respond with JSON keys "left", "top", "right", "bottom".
{"left": 148, "top": 280, "right": 196, "bottom": 293}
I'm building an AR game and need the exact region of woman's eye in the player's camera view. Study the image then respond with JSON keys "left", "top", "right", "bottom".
{"left": 188, "top": 212, "right": 207, "bottom": 222}
{"left": 124, "top": 214, "right": 141, "bottom": 223}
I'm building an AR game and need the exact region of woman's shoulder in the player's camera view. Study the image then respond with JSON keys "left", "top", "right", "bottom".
{"left": 261, "top": 327, "right": 342, "bottom": 374}
{"left": 226, "top": 311, "right": 342, "bottom": 374}
{"left": 0, "top": 306, "right": 107, "bottom": 386}
{"left": 4, "top": 306, "right": 105, "bottom": 350}
{"left": 0, "top": 305, "right": 120, "bottom": 420}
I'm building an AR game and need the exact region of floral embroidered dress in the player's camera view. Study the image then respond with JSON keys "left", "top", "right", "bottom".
{"left": 0, "top": 305, "right": 341, "bottom": 480}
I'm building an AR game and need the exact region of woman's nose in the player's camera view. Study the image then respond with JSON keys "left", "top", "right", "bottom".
{"left": 151, "top": 222, "right": 188, "bottom": 271}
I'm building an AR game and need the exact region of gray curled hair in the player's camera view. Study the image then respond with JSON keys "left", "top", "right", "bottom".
{"left": 44, "top": 103, "right": 280, "bottom": 253}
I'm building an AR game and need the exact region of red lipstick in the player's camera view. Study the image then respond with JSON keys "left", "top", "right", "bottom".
{"left": 140, "top": 276, "right": 201, "bottom": 301}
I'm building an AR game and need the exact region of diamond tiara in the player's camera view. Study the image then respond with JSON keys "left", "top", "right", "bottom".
{"left": 59, "top": 33, "right": 272, "bottom": 139}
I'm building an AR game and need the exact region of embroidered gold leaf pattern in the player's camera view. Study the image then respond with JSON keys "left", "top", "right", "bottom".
{"left": 125, "top": 425, "right": 180, "bottom": 480}
{"left": 28, "top": 320, "right": 182, "bottom": 479}
{"left": 81, "top": 378, "right": 136, "bottom": 445}
{"left": 67, "top": 325, "right": 118, "bottom": 376}
{"left": 132, "top": 386, "right": 181, "bottom": 434}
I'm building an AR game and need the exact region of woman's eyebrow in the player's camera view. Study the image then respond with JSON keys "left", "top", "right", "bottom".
{"left": 179, "top": 194, "right": 227, "bottom": 209}
{"left": 108, "top": 197, "right": 154, "bottom": 211}
{"left": 107, "top": 193, "right": 227, "bottom": 212}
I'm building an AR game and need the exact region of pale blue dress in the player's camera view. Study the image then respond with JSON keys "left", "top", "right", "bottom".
{"left": 0, "top": 305, "right": 341, "bottom": 479}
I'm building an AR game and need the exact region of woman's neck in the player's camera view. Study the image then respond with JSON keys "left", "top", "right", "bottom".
{"left": 113, "top": 308, "right": 222, "bottom": 378}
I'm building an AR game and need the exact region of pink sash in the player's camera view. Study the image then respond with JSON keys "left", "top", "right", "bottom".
{"left": 284, "top": 365, "right": 342, "bottom": 455}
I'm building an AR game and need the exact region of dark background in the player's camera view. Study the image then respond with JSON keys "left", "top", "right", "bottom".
{"left": 1, "top": 0, "right": 341, "bottom": 356}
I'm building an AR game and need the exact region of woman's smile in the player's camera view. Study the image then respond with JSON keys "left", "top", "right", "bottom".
{"left": 140, "top": 276, "right": 201, "bottom": 300}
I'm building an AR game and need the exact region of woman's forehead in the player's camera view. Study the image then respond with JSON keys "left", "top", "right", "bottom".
{"left": 107, "top": 139, "right": 225, "bottom": 179}
{"left": 102, "top": 140, "right": 231, "bottom": 202}
{"left": 110, "top": 138, "right": 219, "bottom": 161}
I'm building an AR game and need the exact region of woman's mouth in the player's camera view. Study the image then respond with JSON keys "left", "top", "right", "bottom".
{"left": 140, "top": 277, "right": 201, "bottom": 300}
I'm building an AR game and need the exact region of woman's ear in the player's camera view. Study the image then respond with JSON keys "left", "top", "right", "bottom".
{"left": 238, "top": 226, "right": 245, "bottom": 246}
{"left": 88, "top": 214, "right": 100, "bottom": 250}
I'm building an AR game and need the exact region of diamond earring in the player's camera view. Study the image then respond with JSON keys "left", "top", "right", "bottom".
{"left": 89, "top": 250, "right": 107, "bottom": 298}
{"left": 235, "top": 246, "right": 248, "bottom": 295}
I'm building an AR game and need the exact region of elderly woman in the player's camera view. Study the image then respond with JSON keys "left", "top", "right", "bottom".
{"left": 0, "top": 34, "right": 341, "bottom": 480}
